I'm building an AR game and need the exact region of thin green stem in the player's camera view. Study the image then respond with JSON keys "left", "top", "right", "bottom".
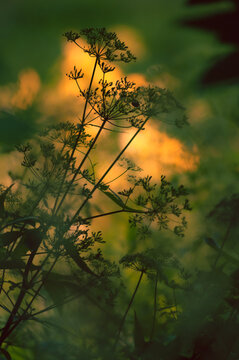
{"left": 54, "top": 68, "right": 109, "bottom": 216}
{"left": 83, "top": 208, "right": 146, "bottom": 222}
{"left": 113, "top": 270, "right": 144, "bottom": 351}
{"left": 70, "top": 117, "right": 149, "bottom": 227}
{"left": 0, "top": 248, "right": 38, "bottom": 345}
{"left": 54, "top": 117, "right": 107, "bottom": 216}
{"left": 0, "top": 255, "right": 59, "bottom": 343}
{"left": 29, "top": 143, "right": 67, "bottom": 214}
{"left": 214, "top": 218, "right": 233, "bottom": 268}
{"left": 52, "top": 57, "right": 98, "bottom": 215}
{"left": 104, "top": 169, "right": 128, "bottom": 185}
{"left": 150, "top": 271, "right": 158, "bottom": 341}
{"left": 173, "top": 288, "right": 178, "bottom": 318}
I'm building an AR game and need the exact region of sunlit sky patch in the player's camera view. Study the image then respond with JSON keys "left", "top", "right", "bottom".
{"left": 0, "top": 26, "right": 201, "bottom": 186}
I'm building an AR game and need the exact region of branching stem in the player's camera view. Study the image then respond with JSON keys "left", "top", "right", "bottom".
{"left": 70, "top": 117, "right": 149, "bottom": 227}
{"left": 52, "top": 57, "right": 98, "bottom": 215}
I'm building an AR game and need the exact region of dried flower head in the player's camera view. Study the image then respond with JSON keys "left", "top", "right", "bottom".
{"left": 64, "top": 27, "right": 136, "bottom": 63}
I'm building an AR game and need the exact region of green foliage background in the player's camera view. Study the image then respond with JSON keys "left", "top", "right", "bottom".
{"left": 1, "top": 0, "right": 239, "bottom": 359}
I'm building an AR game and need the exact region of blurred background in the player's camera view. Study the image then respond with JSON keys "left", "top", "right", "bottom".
{"left": 0, "top": 0, "right": 239, "bottom": 358}
{"left": 1, "top": 0, "right": 238, "bottom": 243}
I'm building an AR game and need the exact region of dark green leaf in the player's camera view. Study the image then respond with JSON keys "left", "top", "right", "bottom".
{"left": 0, "top": 259, "right": 26, "bottom": 269}
{"left": 0, "top": 259, "right": 39, "bottom": 270}
{"left": 12, "top": 229, "right": 42, "bottom": 257}
{"left": 103, "top": 190, "right": 126, "bottom": 208}
{"left": 64, "top": 241, "right": 98, "bottom": 277}
{"left": 43, "top": 272, "right": 81, "bottom": 306}
{"left": 102, "top": 189, "right": 136, "bottom": 211}
{"left": 0, "top": 217, "right": 40, "bottom": 231}
{"left": 204, "top": 237, "right": 239, "bottom": 265}
{"left": 87, "top": 176, "right": 135, "bottom": 210}
{"left": 22, "top": 229, "right": 42, "bottom": 253}
{"left": 0, "top": 231, "right": 21, "bottom": 247}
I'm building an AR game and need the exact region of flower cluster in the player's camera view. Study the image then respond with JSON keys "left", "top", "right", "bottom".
{"left": 64, "top": 28, "right": 136, "bottom": 63}
{"left": 124, "top": 175, "right": 191, "bottom": 238}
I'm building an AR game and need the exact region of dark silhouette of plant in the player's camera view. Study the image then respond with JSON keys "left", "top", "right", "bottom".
{"left": 0, "top": 28, "right": 190, "bottom": 359}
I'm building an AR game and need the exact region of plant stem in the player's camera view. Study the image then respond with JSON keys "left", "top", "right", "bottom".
{"left": 30, "top": 143, "right": 67, "bottom": 214}
{"left": 113, "top": 270, "right": 144, "bottom": 351}
{"left": 150, "top": 271, "right": 158, "bottom": 341}
{"left": 54, "top": 117, "right": 107, "bottom": 216}
{"left": 83, "top": 208, "right": 146, "bottom": 222}
{"left": 54, "top": 68, "right": 109, "bottom": 215}
{"left": 70, "top": 117, "right": 149, "bottom": 227}
{"left": 214, "top": 218, "right": 233, "bottom": 268}
{"left": 173, "top": 288, "right": 178, "bottom": 319}
{"left": 0, "top": 249, "right": 37, "bottom": 345}
{"left": 0, "top": 254, "right": 59, "bottom": 344}
{"left": 52, "top": 57, "right": 98, "bottom": 215}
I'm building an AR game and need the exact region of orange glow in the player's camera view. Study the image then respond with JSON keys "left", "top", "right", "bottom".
{"left": 0, "top": 27, "right": 200, "bottom": 187}
{"left": 0, "top": 69, "right": 40, "bottom": 110}
{"left": 0, "top": 85, "right": 13, "bottom": 110}
{"left": 154, "top": 72, "right": 180, "bottom": 90}
{"left": 120, "top": 122, "right": 199, "bottom": 178}
{"left": 110, "top": 25, "right": 146, "bottom": 58}
{"left": 59, "top": 41, "right": 123, "bottom": 97}
{"left": 40, "top": 33, "right": 199, "bottom": 182}
{"left": 12, "top": 69, "right": 41, "bottom": 109}
{"left": 127, "top": 73, "right": 149, "bottom": 86}
{"left": 188, "top": 99, "right": 211, "bottom": 123}
{"left": 41, "top": 40, "right": 123, "bottom": 119}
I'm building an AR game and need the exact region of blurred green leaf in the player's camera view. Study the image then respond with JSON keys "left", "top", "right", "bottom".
{"left": 64, "top": 241, "right": 98, "bottom": 277}
{"left": 7, "top": 346, "right": 32, "bottom": 360}
{"left": 0, "top": 110, "right": 37, "bottom": 153}
{"left": 205, "top": 237, "right": 239, "bottom": 266}
{"left": 0, "top": 231, "right": 21, "bottom": 247}
{"left": 0, "top": 258, "right": 25, "bottom": 269}
{"left": 12, "top": 229, "right": 41, "bottom": 257}
{"left": 43, "top": 272, "right": 81, "bottom": 306}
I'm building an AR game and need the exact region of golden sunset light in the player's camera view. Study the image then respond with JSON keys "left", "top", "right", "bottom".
{"left": 119, "top": 122, "right": 199, "bottom": 178}
{"left": 0, "top": 69, "right": 40, "bottom": 111}
{"left": 1, "top": 2, "right": 238, "bottom": 357}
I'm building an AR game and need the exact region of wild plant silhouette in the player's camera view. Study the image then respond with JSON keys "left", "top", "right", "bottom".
{"left": 1, "top": 28, "right": 238, "bottom": 360}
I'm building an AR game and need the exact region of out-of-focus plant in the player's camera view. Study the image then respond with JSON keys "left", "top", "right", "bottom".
{"left": 0, "top": 28, "right": 190, "bottom": 359}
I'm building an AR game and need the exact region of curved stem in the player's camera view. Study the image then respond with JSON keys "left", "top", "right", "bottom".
{"left": 83, "top": 208, "right": 146, "bottom": 222}
{"left": 113, "top": 270, "right": 144, "bottom": 351}
{"left": 150, "top": 271, "right": 158, "bottom": 341}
